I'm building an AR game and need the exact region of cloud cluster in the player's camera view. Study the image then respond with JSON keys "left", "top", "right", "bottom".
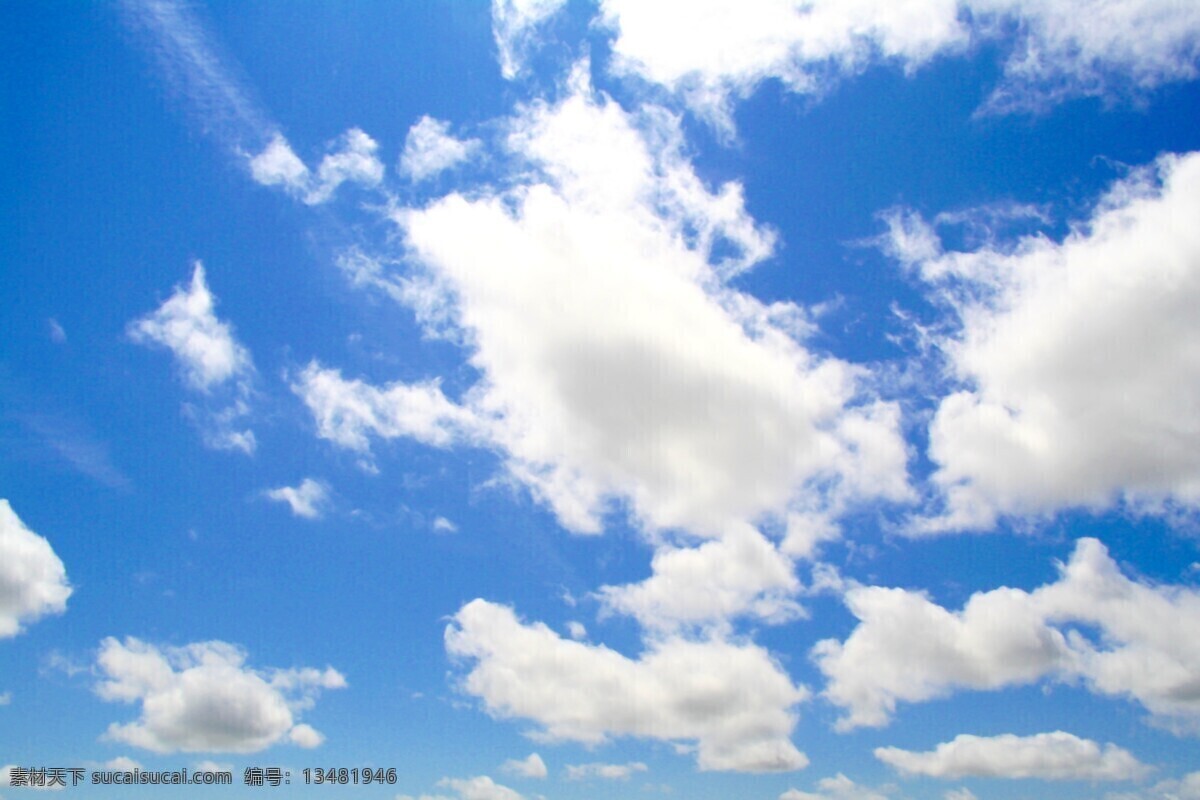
{"left": 248, "top": 129, "right": 384, "bottom": 205}
{"left": 888, "top": 151, "right": 1200, "bottom": 531}
{"left": 128, "top": 262, "right": 257, "bottom": 454}
{"left": 597, "top": 0, "right": 1200, "bottom": 131}
{"left": 445, "top": 599, "right": 809, "bottom": 772}
{"left": 339, "top": 72, "right": 909, "bottom": 540}
{"left": 0, "top": 500, "right": 71, "bottom": 639}
{"left": 876, "top": 731, "right": 1149, "bottom": 780}
{"left": 815, "top": 537, "right": 1200, "bottom": 730}
{"left": 600, "top": 0, "right": 965, "bottom": 133}
{"left": 94, "top": 637, "right": 345, "bottom": 753}
{"left": 291, "top": 68, "right": 910, "bottom": 775}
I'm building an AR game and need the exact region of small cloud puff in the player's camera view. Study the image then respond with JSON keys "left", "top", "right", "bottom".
{"left": 265, "top": 478, "right": 331, "bottom": 520}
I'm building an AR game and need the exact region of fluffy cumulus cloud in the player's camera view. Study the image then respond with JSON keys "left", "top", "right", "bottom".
{"left": 500, "top": 753, "right": 546, "bottom": 779}
{"left": 597, "top": 0, "right": 1200, "bottom": 130}
{"left": 307, "top": 128, "right": 385, "bottom": 203}
{"left": 384, "top": 71, "right": 910, "bottom": 538}
{"left": 491, "top": 0, "right": 569, "bottom": 79}
{"left": 780, "top": 773, "right": 889, "bottom": 800}
{"left": 248, "top": 133, "right": 310, "bottom": 193}
{"left": 600, "top": 0, "right": 964, "bottom": 132}
{"left": 128, "top": 262, "right": 252, "bottom": 393}
{"left": 128, "top": 262, "right": 257, "bottom": 454}
{"left": 94, "top": 637, "right": 345, "bottom": 753}
{"left": 0, "top": 500, "right": 71, "bottom": 639}
{"left": 564, "top": 761, "right": 648, "bottom": 781}
{"left": 247, "top": 128, "right": 384, "bottom": 205}
{"left": 290, "top": 70, "right": 912, "bottom": 769}
{"left": 265, "top": 478, "right": 330, "bottom": 520}
{"left": 445, "top": 599, "right": 810, "bottom": 772}
{"left": 400, "top": 116, "right": 480, "bottom": 182}
{"left": 597, "top": 523, "right": 803, "bottom": 632}
{"left": 815, "top": 537, "right": 1200, "bottom": 730}
{"left": 875, "top": 731, "right": 1150, "bottom": 780}
{"left": 889, "top": 151, "right": 1200, "bottom": 532}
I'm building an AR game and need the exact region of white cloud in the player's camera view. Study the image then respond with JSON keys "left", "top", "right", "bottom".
{"left": 291, "top": 361, "right": 478, "bottom": 462}
{"left": 265, "top": 478, "right": 330, "bottom": 520}
{"left": 814, "top": 579, "right": 1065, "bottom": 730}
{"left": 193, "top": 760, "right": 232, "bottom": 773}
{"left": 876, "top": 731, "right": 1150, "bottom": 780}
{"left": 500, "top": 753, "right": 546, "bottom": 779}
{"left": 566, "top": 620, "right": 586, "bottom": 640}
{"left": 249, "top": 133, "right": 310, "bottom": 193}
{"left": 129, "top": 262, "right": 252, "bottom": 393}
{"left": 437, "top": 775, "right": 524, "bottom": 800}
{"left": 815, "top": 537, "right": 1200, "bottom": 730}
{"left": 1107, "top": 772, "right": 1200, "bottom": 800}
{"left": 47, "top": 318, "right": 66, "bottom": 343}
{"left": 491, "top": 0, "right": 569, "bottom": 79}
{"left": 597, "top": 523, "right": 803, "bottom": 632}
{"left": 600, "top": 0, "right": 965, "bottom": 134}
{"left": 972, "top": 0, "right": 1200, "bottom": 113}
{"left": 781, "top": 773, "right": 889, "bottom": 800}
{"left": 94, "top": 637, "right": 345, "bottom": 753}
{"left": 307, "top": 128, "right": 385, "bottom": 204}
{"left": 288, "top": 723, "right": 325, "bottom": 748}
{"left": 0, "top": 500, "right": 71, "bottom": 639}
{"left": 944, "top": 790, "right": 978, "bottom": 800}
{"left": 383, "top": 71, "right": 909, "bottom": 538}
{"left": 247, "top": 128, "right": 384, "bottom": 205}
{"left": 597, "top": 0, "right": 1200, "bottom": 132}
{"left": 895, "top": 151, "right": 1200, "bottom": 532}
{"left": 99, "top": 757, "right": 143, "bottom": 771}
{"left": 400, "top": 116, "right": 480, "bottom": 182}
{"left": 129, "top": 262, "right": 256, "bottom": 454}
{"left": 564, "top": 761, "right": 648, "bottom": 780}
{"left": 445, "top": 598, "right": 809, "bottom": 772}
{"left": 432, "top": 516, "right": 458, "bottom": 534}
{"left": 0, "top": 691, "right": 10, "bottom": 705}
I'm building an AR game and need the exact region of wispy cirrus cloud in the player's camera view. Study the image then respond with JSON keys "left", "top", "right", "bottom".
{"left": 118, "top": 0, "right": 275, "bottom": 152}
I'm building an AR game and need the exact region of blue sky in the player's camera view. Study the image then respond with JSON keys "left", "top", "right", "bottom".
{"left": 4, "top": 2, "right": 1200, "bottom": 798}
